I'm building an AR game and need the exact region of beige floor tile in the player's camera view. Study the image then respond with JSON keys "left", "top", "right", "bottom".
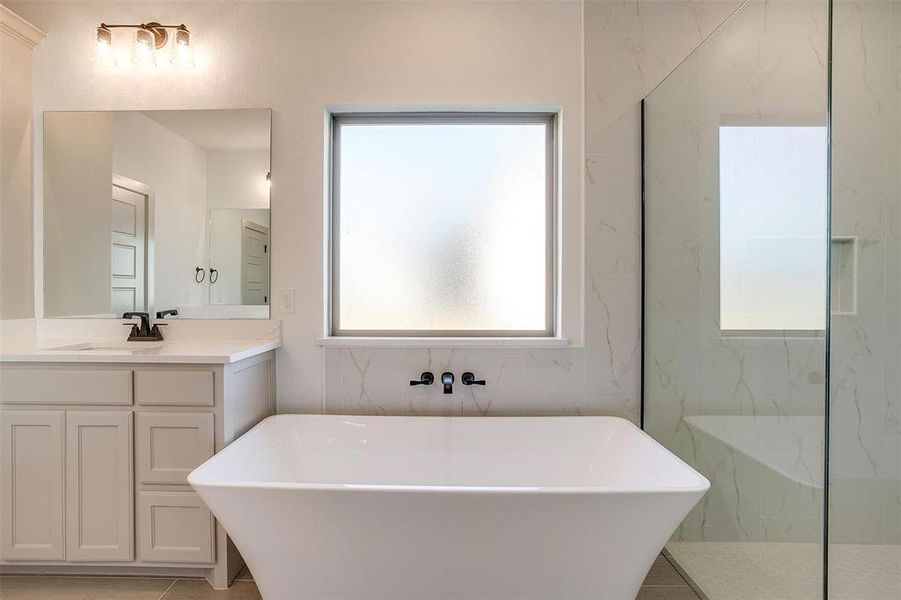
{"left": 636, "top": 585, "right": 701, "bottom": 600}
{"left": 233, "top": 567, "right": 253, "bottom": 582}
{"left": 642, "top": 556, "right": 688, "bottom": 586}
{"left": 161, "top": 580, "right": 261, "bottom": 600}
{"left": 0, "top": 575, "right": 174, "bottom": 600}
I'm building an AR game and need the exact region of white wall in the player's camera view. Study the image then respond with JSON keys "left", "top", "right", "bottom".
{"left": 10, "top": 0, "right": 740, "bottom": 418}
{"left": 0, "top": 6, "right": 42, "bottom": 319}
{"left": 206, "top": 150, "right": 269, "bottom": 210}
{"left": 112, "top": 111, "right": 207, "bottom": 313}
{"left": 43, "top": 111, "right": 112, "bottom": 317}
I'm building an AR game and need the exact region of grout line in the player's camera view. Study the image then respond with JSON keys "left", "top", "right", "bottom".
{"left": 663, "top": 550, "right": 709, "bottom": 600}
{"left": 157, "top": 578, "right": 178, "bottom": 600}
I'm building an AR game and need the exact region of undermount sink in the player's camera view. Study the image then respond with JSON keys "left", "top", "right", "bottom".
{"left": 43, "top": 342, "right": 164, "bottom": 353}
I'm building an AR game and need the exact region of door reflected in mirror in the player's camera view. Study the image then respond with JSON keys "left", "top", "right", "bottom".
{"left": 43, "top": 109, "right": 271, "bottom": 319}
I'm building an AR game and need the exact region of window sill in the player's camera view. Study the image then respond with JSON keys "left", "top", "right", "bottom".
{"left": 315, "top": 336, "right": 571, "bottom": 348}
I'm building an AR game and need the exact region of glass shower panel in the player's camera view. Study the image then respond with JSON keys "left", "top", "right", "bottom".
{"left": 642, "top": 0, "right": 830, "bottom": 598}
{"left": 829, "top": 1, "right": 901, "bottom": 598}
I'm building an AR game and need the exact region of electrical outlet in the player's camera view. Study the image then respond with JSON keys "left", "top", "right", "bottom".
{"left": 278, "top": 288, "right": 295, "bottom": 314}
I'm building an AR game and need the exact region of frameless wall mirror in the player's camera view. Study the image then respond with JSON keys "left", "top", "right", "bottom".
{"left": 42, "top": 109, "right": 271, "bottom": 319}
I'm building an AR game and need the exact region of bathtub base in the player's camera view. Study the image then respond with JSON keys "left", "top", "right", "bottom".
{"left": 207, "top": 488, "right": 698, "bottom": 600}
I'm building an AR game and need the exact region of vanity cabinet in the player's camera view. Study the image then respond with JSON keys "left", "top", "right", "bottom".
{"left": 0, "top": 351, "right": 275, "bottom": 589}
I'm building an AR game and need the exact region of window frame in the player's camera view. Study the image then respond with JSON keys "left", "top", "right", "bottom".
{"left": 327, "top": 111, "right": 558, "bottom": 338}
{"left": 716, "top": 113, "right": 829, "bottom": 336}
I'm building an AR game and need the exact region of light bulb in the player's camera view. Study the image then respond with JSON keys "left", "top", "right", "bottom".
{"left": 95, "top": 26, "right": 116, "bottom": 67}
{"left": 132, "top": 27, "right": 157, "bottom": 69}
{"left": 170, "top": 26, "right": 195, "bottom": 69}
{"left": 266, "top": 172, "right": 271, "bottom": 188}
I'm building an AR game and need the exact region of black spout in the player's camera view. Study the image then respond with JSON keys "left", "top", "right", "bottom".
{"left": 441, "top": 372, "right": 454, "bottom": 394}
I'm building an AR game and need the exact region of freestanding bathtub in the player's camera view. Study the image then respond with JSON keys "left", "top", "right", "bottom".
{"left": 188, "top": 415, "right": 709, "bottom": 600}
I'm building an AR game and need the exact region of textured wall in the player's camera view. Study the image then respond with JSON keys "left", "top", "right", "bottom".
{"left": 10, "top": 0, "right": 739, "bottom": 420}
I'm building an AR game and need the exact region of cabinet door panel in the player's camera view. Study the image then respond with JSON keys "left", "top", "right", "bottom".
{"left": 137, "top": 491, "right": 214, "bottom": 563}
{"left": 66, "top": 412, "right": 133, "bottom": 561}
{"left": 136, "top": 412, "right": 213, "bottom": 485}
{"left": 0, "top": 411, "right": 65, "bottom": 560}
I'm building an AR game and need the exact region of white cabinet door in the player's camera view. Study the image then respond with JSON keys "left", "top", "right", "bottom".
{"left": 137, "top": 491, "right": 214, "bottom": 563}
{"left": 65, "top": 412, "right": 133, "bottom": 561}
{"left": 0, "top": 411, "right": 65, "bottom": 560}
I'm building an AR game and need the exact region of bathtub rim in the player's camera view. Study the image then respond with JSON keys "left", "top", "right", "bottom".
{"left": 187, "top": 414, "right": 711, "bottom": 495}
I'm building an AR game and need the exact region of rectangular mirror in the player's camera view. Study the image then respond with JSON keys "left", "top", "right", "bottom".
{"left": 42, "top": 109, "right": 271, "bottom": 319}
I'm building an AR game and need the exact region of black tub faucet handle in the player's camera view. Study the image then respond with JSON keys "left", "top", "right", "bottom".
{"left": 409, "top": 372, "right": 434, "bottom": 386}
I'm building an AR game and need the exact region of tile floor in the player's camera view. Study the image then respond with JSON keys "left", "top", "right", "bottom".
{"left": 0, "top": 555, "right": 701, "bottom": 599}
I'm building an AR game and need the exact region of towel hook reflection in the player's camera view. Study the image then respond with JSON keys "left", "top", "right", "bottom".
{"left": 194, "top": 267, "right": 205, "bottom": 283}
{"left": 209, "top": 268, "right": 219, "bottom": 284}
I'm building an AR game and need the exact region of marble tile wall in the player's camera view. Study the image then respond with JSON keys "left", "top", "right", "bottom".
{"left": 320, "top": 1, "right": 745, "bottom": 419}
{"left": 643, "top": 0, "right": 830, "bottom": 546}
{"left": 829, "top": 0, "right": 901, "bottom": 548}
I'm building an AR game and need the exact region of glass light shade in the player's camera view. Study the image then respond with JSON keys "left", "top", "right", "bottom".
{"left": 132, "top": 28, "right": 157, "bottom": 68}
{"left": 170, "top": 27, "right": 195, "bottom": 68}
{"left": 95, "top": 26, "right": 116, "bottom": 67}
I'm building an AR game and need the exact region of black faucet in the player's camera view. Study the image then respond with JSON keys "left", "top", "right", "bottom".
{"left": 461, "top": 372, "right": 486, "bottom": 386}
{"left": 156, "top": 309, "right": 178, "bottom": 319}
{"left": 441, "top": 372, "right": 454, "bottom": 394}
{"left": 409, "top": 372, "right": 434, "bottom": 387}
{"left": 123, "top": 312, "right": 165, "bottom": 341}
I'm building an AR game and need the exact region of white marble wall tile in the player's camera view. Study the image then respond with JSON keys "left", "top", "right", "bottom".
{"left": 521, "top": 349, "right": 585, "bottom": 415}
{"left": 334, "top": 348, "right": 410, "bottom": 415}
{"left": 585, "top": 155, "right": 641, "bottom": 277}
{"left": 832, "top": 1, "right": 892, "bottom": 241}
{"left": 829, "top": 477, "right": 889, "bottom": 544}
{"left": 583, "top": 395, "right": 639, "bottom": 422}
{"left": 585, "top": 104, "right": 640, "bottom": 157}
{"left": 696, "top": 434, "right": 763, "bottom": 541}
{"left": 761, "top": 339, "right": 827, "bottom": 408}
{"left": 700, "top": 344, "right": 767, "bottom": 416}
{"left": 829, "top": 357, "right": 886, "bottom": 480}
{"left": 643, "top": 354, "right": 703, "bottom": 466}
{"left": 761, "top": 515, "right": 820, "bottom": 543}
{"left": 584, "top": 0, "right": 744, "bottom": 138}
{"left": 832, "top": 239, "right": 886, "bottom": 358}
{"left": 584, "top": 276, "right": 641, "bottom": 398}
{"left": 644, "top": 236, "right": 702, "bottom": 357}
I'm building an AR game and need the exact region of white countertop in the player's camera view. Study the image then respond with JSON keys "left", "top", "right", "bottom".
{"left": 0, "top": 338, "right": 280, "bottom": 364}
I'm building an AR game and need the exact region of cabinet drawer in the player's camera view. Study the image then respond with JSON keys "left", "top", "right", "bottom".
{"left": 0, "top": 369, "right": 132, "bottom": 405}
{"left": 137, "top": 491, "right": 214, "bottom": 563}
{"left": 136, "top": 412, "right": 213, "bottom": 485}
{"left": 135, "top": 370, "right": 213, "bottom": 406}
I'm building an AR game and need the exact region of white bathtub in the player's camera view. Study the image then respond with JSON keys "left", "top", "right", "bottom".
{"left": 188, "top": 414, "right": 709, "bottom": 600}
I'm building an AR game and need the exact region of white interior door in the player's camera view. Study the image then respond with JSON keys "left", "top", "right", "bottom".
{"left": 241, "top": 221, "right": 269, "bottom": 305}
{"left": 111, "top": 185, "right": 146, "bottom": 316}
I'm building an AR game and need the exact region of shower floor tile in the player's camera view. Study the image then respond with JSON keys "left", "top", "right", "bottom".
{"left": 667, "top": 541, "right": 901, "bottom": 600}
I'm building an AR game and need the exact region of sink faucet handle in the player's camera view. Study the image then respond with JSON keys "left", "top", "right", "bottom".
{"left": 122, "top": 312, "right": 151, "bottom": 335}
{"left": 409, "top": 372, "right": 434, "bottom": 386}
{"left": 461, "top": 372, "right": 486, "bottom": 386}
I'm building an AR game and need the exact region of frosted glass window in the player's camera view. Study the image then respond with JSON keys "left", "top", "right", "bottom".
{"left": 720, "top": 126, "right": 827, "bottom": 331}
{"left": 332, "top": 114, "right": 554, "bottom": 335}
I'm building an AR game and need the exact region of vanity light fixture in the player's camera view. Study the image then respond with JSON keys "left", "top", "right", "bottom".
{"left": 95, "top": 25, "right": 115, "bottom": 66}
{"left": 95, "top": 22, "right": 195, "bottom": 69}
